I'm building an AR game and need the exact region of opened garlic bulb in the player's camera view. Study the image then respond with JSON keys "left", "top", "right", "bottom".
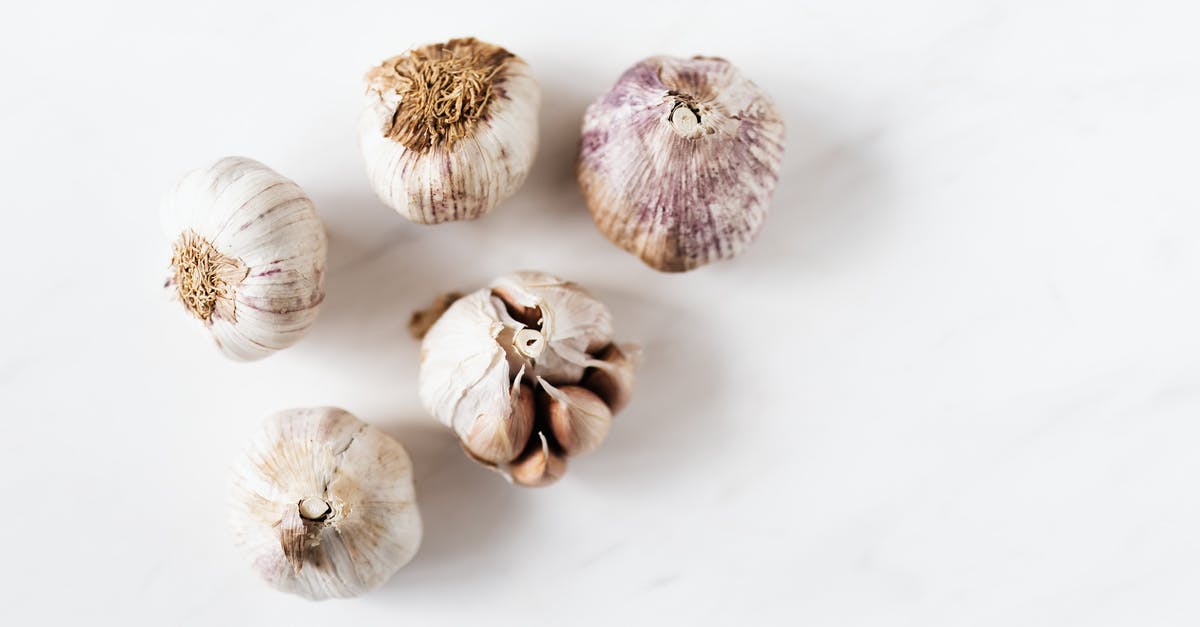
{"left": 230, "top": 407, "right": 422, "bottom": 600}
{"left": 578, "top": 56, "right": 785, "bottom": 272}
{"left": 360, "top": 37, "right": 540, "bottom": 224}
{"left": 416, "top": 271, "right": 638, "bottom": 487}
{"left": 161, "top": 157, "right": 327, "bottom": 360}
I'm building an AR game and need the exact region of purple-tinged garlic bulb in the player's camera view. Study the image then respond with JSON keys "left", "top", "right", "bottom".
{"left": 359, "top": 37, "right": 541, "bottom": 224}
{"left": 578, "top": 56, "right": 785, "bottom": 272}
{"left": 229, "top": 407, "right": 422, "bottom": 600}
{"left": 414, "top": 271, "right": 639, "bottom": 487}
{"left": 161, "top": 157, "right": 327, "bottom": 361}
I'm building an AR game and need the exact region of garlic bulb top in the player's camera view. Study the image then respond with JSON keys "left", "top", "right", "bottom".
{"left": 577, "top": 56, "right": 785, "bottom": 272}
{"left": 161, "top": 157, "right": 327, "bottom": 361}
{"left": 230, "top": 407, "right": 422, "bottom": 600}
{"left": 417, "top": 271, "right": 638, "bottom": 486}
{"left": 360, "top": 37, "right": 541, "bottom": 224}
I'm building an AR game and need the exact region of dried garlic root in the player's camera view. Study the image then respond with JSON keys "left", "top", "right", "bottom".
{"left": 360, "top": 37, "right": 541, "bottom": 224}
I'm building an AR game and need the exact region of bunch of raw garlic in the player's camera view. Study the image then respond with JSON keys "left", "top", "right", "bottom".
{"left": 159, "top": 35, "right": 784, "bottom": 601}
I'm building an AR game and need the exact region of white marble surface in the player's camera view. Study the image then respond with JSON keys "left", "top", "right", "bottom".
{"left": 2, "top": 1, "right": 1198, "bottom": 624}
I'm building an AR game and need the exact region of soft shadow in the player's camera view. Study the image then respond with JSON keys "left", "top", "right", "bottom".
{"left": 302, "top": 187, "right": 423, "bottom": 331}
{"left": 293, "top": 186, "right": 496, "bottom": 371}
{"left": 564, "top": 284, "right": 728, "bottom": 494}
{"left": 736, "top": 77, "right": 891, "bottom": 277}
{"left": 371, "top": 420, "right": 531, "bottom": 597}
{"left": 525, "top": 67, "right": 599, "bottom": 195}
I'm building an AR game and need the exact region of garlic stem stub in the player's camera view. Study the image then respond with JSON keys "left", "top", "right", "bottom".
{"left": 161, "top": 157, "right": 327, "bottom": 361}
{"left": 577, "top": 55, "right": 785, "bottom": 272}
{"left": 230, "top": 407, "right": 422, "bottom": 600}
{"left": 417, "top": 271, "right": 640, "bottom": 487}
{"left": 360, "top": 37, "right": 541, "bottom": 224}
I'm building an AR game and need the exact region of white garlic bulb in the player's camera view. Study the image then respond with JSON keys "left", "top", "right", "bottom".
{"left": 359, "top": 37, "right": 541, "bottom": 224}
{"left": 161, "top": 157, "right": 327, "bottom": 361}
{"left": 417, "top": 271, "right": 638, "bottom": 487}
{"left": 577, "top": 55, "right": 785, "bottom": 272}
{"left": 230, "top": 407, "right": 422, "bottom": 600}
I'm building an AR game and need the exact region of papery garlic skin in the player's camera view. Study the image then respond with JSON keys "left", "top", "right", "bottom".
{"left": 418, "top": 289, "right": 522, "bottom": 452}
{"left": 230, "top": 407, "right": 422, "bottom": 600}
{"left": 360, "top": 37, "right": 541, "bottom": 224}
{"left": 578, "top": 56, "right": 785, "bottom": 272}
{"left": 490, "top": 271, "right": 614, "bottom": 384}
{"left": 161, "top": 157, "right": 327, "bottom": 361}
{"left": 418, "top": 271, "right": 636, "bottom": 486}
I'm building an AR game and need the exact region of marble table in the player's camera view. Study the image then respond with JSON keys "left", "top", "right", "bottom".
{"left": 2, "top": 1, "right": 1196, "bottom": 624}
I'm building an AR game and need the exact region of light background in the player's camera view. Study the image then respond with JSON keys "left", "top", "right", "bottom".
{"left": 2, "top": 1, "right": 1198, "bottom": 624}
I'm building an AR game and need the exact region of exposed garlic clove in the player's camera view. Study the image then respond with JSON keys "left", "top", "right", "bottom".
{"left": 540, "top": 381, "right": 613, "bottom": 457}
{"left": 160, "top": 157, "right": 327, "bottom": 361}
{"left": 509, "top": 432, "right": 567, "bottom": 487}
{"left": 463, "top": 381, "right": 535, "bottom": 464}
{"left": 359, "top": 37, "right": 541, "bottom": 224}
{"left": 581, "top": 343, "right": 641, "bottom": 414}
{"left": 490, "top": 271, "right": 614, "bottom": 384}
{"left": 229, "top": 407, "right": 421, "bottom": 600}
{"left": 577, "top": 56, "right": 785, "bottom": 272}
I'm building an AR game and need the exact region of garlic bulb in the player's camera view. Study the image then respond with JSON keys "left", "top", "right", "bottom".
{"left": 417, "top": 271, "right": 638, "bottom": 487}
{"left": 230, "top": 407, "right": 422, "bottom": 600}
{"left": 577, "top": 56, "right": 785, "bottom": 272}
{"left": 161, "top": 157, "right": 327, "bottom": 361}
{"left": 360, "top": 37, "right": 541, "bottom": 224}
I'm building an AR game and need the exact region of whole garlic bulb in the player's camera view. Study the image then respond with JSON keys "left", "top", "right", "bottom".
{"left": 161, "top": 157, "right": 327, "bottom": 361}
{"left": 230, "top": 407, "right": 422, "bottom": 600}
{"left": 417, "top": 271, "right": 638, "bottom": 487}
{"left": 360, "top": 37, "right": 541, "bottom": 224}
{"left": 577, "top": 56, "right": 785, "bottom": 272}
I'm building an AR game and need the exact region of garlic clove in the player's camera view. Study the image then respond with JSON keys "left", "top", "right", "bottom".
{"left": 230, "top": 407, "right": 421, "bottom": 600}
{"left": 577, "top": 56, "right": 785, "bottom": 272}
{"left": 539, "top": 380, "right": 613, "bottom": 457}
{"left": 509, "top": 432, "right": 568, "bottom": 487}
{"left": 581, "top": 343, "right": 641, "bottom": 414}
{"left": 463, "top": 381, "right": 535, "bottom": 464}
{"left": 359, "top": 37, "right": 541, "bottom": 224}
{"left": 161, "top": 157, "right": 327, "bottom": 361}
